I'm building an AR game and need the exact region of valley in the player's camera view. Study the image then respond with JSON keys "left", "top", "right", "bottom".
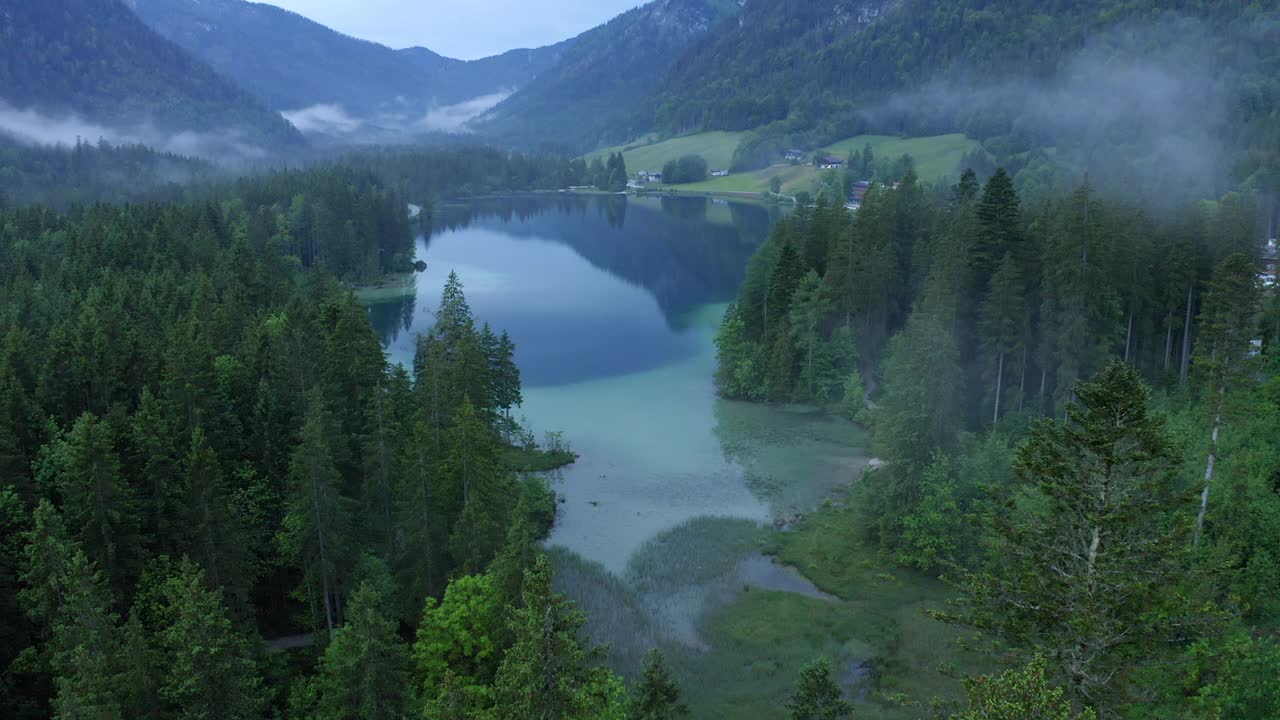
{"left": 1, "top": 1, "right": 1279, "bottom": 719}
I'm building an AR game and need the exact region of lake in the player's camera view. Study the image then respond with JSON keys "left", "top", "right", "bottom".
{"left": 366, "top": 194, "right": 871, "bottom": 708}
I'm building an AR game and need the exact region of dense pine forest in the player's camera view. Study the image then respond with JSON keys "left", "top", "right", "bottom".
{"left": 4, "top": 0, "right": 1280, "bottom": 717}
{"left": 715, "top": 163, "right": 1280, "bottom": 716}
{"left": 0, "top": 166, "right": 653, "bottom": 718}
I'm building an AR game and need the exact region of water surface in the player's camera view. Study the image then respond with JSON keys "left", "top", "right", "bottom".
{"left": 368, "top": 194, "right": 869, "bottom": 669}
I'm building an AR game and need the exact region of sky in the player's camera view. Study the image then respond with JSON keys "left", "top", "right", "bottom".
{"left": 266, "top": 0, "right": 644, "bottom": 60}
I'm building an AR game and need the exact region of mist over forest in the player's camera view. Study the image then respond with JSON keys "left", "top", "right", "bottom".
{"left": 1, "top": 1, "right": 1279, "bottom": 719}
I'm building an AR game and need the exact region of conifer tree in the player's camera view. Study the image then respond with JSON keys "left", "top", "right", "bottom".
{"left": 1192, "top": 253, "right": 1262, "bottom": 546}
{"left": 786, "top": 658, "right": 850, "bottom": 720}
{"left": 765, "top": 240, "right": 804, "bottom": 337}
{"left": 154, "top": 560, "right": 263, "bottom": 720}
{"left": 493, "top": 556, "right": 624, "bottom": 720}
{"left": 311, "top": 581, "right": 410, "bottom": 720}
{"left": 181, "top": 428, "right": 248, "bottom": 603}
{"left": 278, "top": 394, "right": 357, "bottom": 635}
{"left": 35, "top": 411, "right": 140, "bottom": 592}
{"left": 979, "top": 253, "right": 1027, "bottom": 423}
{"left": 20, "top": 501, "right": 126, "bottom": 720}
{"left": 973, "top": 168, "right": 1023, "bottom": 285}
{"left": 445, "top": 398, "right": 506, "bottom": 574}
{"left": 631, "top": 649, "right": 688, "bottom": 720}
{"left": 958, "top": 362, "right": 1222, "bottom": 710}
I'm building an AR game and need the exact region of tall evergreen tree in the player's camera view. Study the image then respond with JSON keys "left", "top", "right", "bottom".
{"left": 154, "top": 559, "right": 264, "bottom": 720}
{"left": 958, "top": 362, "right": 1224, "bottom": 711}
{"left": 786, "top": 658, "right": 850, "bottom": 720}
{"left": 278, "top": 394, "right": 357, "bottom": 635}
{"left": 493, "top": 556, "right": 624, "bottom": 720}
{"left": 35, "top": 412, "right": 140, "bottom": 592}
{"left": 1192, "top": 253, "right": 1262, "bottom": 547}
{"left": 979, "top": 253, "right": 1028, "bottom": 423}
{"left": 20, "top": 501, "right": 126, "bottom": 720}
{"left": 310, "top": 581, "right": 410, "bottom": 720}
{"left": 631, "top": 649, "right": 688, "bottom": 720}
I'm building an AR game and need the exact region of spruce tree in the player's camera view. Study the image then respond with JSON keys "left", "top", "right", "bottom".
{"left": 1192, "top": 252, "right": 1262, "bottom": 546}
{"left": 445, "top": 398, "right": 507, "bottom": 574}
{"left": 312, "top": 581, "right": 410, "bottom": 720}
{"left": 155, "top": 560, "right": 263, "bottom": 720}
{"left": 786, "top": 658, "right": 850, "bottom": 720}
{"left": 493, "top": 556, "right": 623, "bottom": 720}
{"left": 979, "top": 253, "right": 1027, "bottom": 424}
{"left": 20, "top": 501, "right": 126, "bottom": 720}
{"left": 958, "top": 362, "right": 1224, "bottom": 710}
{"left": 278, "top": 394, "right": 357, "bottom": 635}
{"left": 631, "top": 649, "right": 688, "bottom": 720}
{"left": 973, "top": 168, "right": 1023, "bottom": 285}
{"left": 765, "top": 240, "right": 804, "bottom": 337}
{"left": 181, "top": 428, "right": 248, "bottom": 604}
{"left": 35, "top": 411, "right": 140, "bottom": 592}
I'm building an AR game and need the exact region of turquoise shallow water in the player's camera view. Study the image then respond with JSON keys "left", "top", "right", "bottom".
{"left": 367, "top": 195, "right": 868, "bottom": 665}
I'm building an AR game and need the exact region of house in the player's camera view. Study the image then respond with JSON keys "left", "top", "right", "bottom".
{"left": 817, "top": 155, "right": 846, "bottom": 170}
{"left": 711, "top": 169, "right": 729, "bottom": 177}
{"left": 784, "top": 149, "right": 807, "bottom": 162}
{"left": 848, "top": 180, "right": 872, "bottom": 206}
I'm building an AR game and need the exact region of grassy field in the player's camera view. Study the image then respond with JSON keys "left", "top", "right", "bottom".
{"left": 823, "top": 133, "right": 983, "bottom": 183}
{"left": 588, "top": 131, "right": 747, "bottom": 173}
{"left": 351, "top": 272, "right": 415, "bottom": 303}
{"left": 672, "top": 489, "right": 993, "bottom": 720}
{"left": 666, "top": 133, "right": 984, "bottom": 197}
{"left": 676, "top": 164, "right": 832, "bottom": 196}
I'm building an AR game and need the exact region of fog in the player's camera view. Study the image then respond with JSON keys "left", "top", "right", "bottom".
{"left": 418, "top": 91, "right": 511, "bottom": 133}
{"left": 864, "top": 18, "right": 1241, "bottom": 202}
{"left": 0, "top": 101, "right": 270, "bottom": 162}
{"left": 282, "top": 91, "right": 512, "bottom": 142}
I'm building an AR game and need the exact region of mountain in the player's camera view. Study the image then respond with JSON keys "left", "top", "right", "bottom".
{"left": 473, "top": 0, "right": 742, "bottom": 152}
{"left": 410, "top": 43, "right": 576, "bottom": 107}
{"left": 0, "top": 0, "right": 303, "bottom": 152}
{"left": 621, "top": 0, "right": 1277, "bottom": 195}
{"left": 125, "top": 0, "right": 443, "bottom": 116}
{"left": 126, "top": 0, "right": 575, "bottom": 140}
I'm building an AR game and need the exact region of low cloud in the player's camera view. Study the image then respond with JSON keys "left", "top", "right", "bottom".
{"left": 280, "top": 93, "right": 512, "bottom": 139}
{"left": 0, "top": 101, "right": 270, "bottom": 162}
{"left": 281, "top": 103, "right": 365, "bottom": 135}
{"left": 418, "top": 91, "right": 512, "bottom": 133}
{"left": 862, "top": 17, "right": 1242, "bottom": 202}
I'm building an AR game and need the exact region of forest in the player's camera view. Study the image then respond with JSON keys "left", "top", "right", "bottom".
{"left": 0, "top": 163, "right": 668, "bottom": 718}
{"left": 715, "top": 162, "right": 1280, "bottom": 716}
{"left": 649, "top": 0, "right": 1279, "bottom": 206}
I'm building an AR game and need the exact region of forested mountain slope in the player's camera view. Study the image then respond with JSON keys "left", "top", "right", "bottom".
{"left": 474, "top": 0, "right": 742, "bottom": 152}
{"left": 125, "top": 0, "right": 436, "bottom": 114}
{"left": 0, "top": 0, "right": 303, "bottom": 152}
{"left": 643, "top": 0, "right": 1279, "bottom": 191}
{"left": 127, "top": 0, "right": 574, "bottom": 138}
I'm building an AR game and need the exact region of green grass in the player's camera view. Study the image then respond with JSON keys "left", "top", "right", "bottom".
{"left": 677, "top": 163, "right": 828, "bottom": 196}
{"left": 672, "top": 498, "right": 992, "bottom": 720}
{"left": 666, "top": 133, "right": 983, "bottom": 198}
{"left": 588, "top": 131, "right": 747, "bottom": 173}
{"left": 351, "top": 273, "right": 415, "bottom": 303}
{"left": 823, "top": 133, "right": 984, "bottom": 183}
{"left": 500, "top": 445, "right": 578, "bottom": 473}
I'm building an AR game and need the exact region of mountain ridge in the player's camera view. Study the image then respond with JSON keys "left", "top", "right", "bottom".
{"left": 0, "top": 0, "right": 304, "bottom": 153}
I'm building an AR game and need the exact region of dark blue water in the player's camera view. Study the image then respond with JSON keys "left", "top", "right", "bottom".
{"left": 367, "top": 194, "right": 778, "bottom": 387}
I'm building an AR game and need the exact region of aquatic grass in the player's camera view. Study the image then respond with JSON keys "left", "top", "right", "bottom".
{"left": 351, "top": 272, "right": 416, "bottom": 302}
{"left": 624, "top": 517, "right": 767, "bottom": 593}
{"left": 546, "top": 546, "right": 656, "bottom": 677}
